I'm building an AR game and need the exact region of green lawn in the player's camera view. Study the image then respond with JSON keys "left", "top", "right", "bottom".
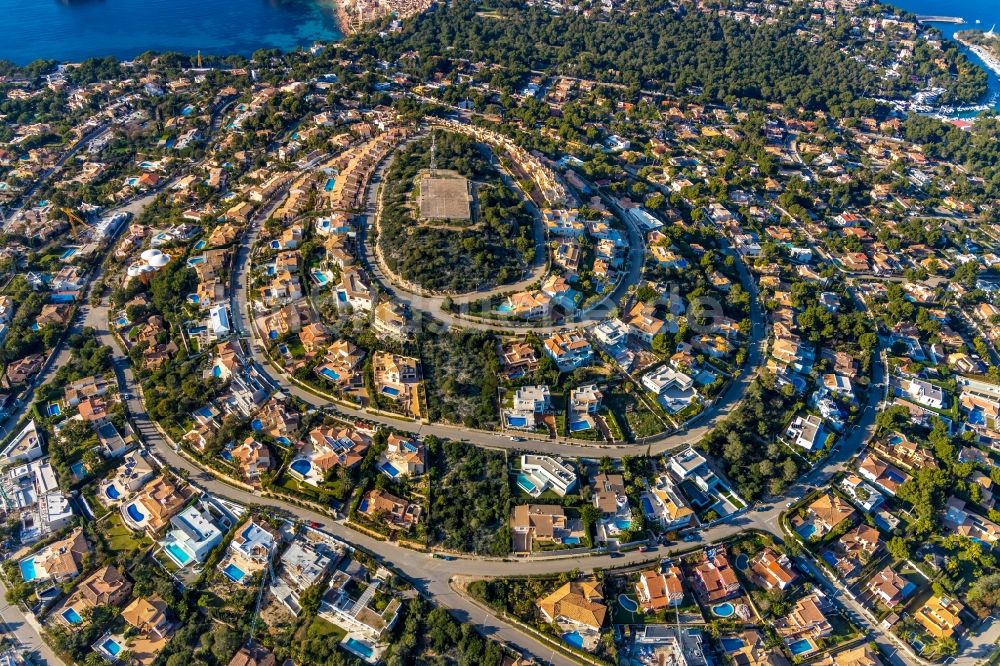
{"left": 106, "top": 513, "right": 150, "bottom": 552}
{"left": 302, "top": 616, "right": 346, "bottom": 642}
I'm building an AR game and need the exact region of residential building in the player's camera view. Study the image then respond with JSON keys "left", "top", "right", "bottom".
{"left": 590, "top": 472, "right": 627, "bottom": 516}
{"left": 358, "top": 488, "right": 421, "bottom": 529}
{"left": 786, "top": 414, "right": 826, "bottom": 451}
{"left": 775, "top": 593, "right": 832, "bottom": 649}
{"left": 693, "top": 550, "right": 741, "bottom": 602}
{"left": 866, "top": 566, "right": 915, "bottom": 607}
{"left": 857, "top": 454, "right": 910, "bottom": 496}
{"left": 59, "top": 566, "right": 132, "bottom": 624}
{"left": 0, "top": 420, "right": 44, "bottom": 465}
{"left": 749, "top": 548, "right": 798, "bottom": 590}
{"left": 542, "top": 331, "right": 592, "bottom": 371}
{"left": 807, "top": 493, "right": 856, "bottom": 534}
{"left": 635, "top": 565, "right": 684, "bottom": 610}
{"left": 271, "top": 537, "right": 337, "bottom": 614}
{"left": 378, "top": 434, "right": 425, "bottom": 478}
{"left": 160, "top": 501, "right": 225, "bottom": 567}
{"left": 536, "top": 580, "right": 606, "bottom": 631}
{"left": 23, "top": 528, "right": 90, "bottom": 583}
{"left": 520, "top": 455, "right": 578, "bottom": 497}
{"left": 230, "top": 437, "right": 272, "bottom": 482}
{"left": 914, "top": 596, "right": 964, "bottom": 639}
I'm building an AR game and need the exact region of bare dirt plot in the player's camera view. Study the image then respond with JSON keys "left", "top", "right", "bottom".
{"left": 418, "top": 169, "right": 472, "bottom": 220}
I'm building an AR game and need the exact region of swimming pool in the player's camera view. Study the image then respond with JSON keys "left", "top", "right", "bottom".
{"left": 60, "top": 248, "right": 77, "bottom": 260}
{"left": 888, "top": 434, "right": 904, "bottom": 445}
{"left": 47, "top": 403, "right": 62, "bottom": 416}
{"left": 319, "top": 368, "right": 341, "bottom": 381}
{"left": 562, "top": 631, "right": 585, "bottom": 649}
{"left": 797, "top": 523, "right": 817, "bottom": 539}
{"left": 270, "top": 240, "right": 281, "bottom": 249}
{"left": 337, "top": 291, "right": 348, "bottom": 302}
{"left": 290, "top": 459, "right": 312, "bottom": 476}
{"left": 213, "top": 365, "right": 223, "bottom": 378}
{"left": 19, "top": 557, "right": 37, "bottom": 581}
{"left": 343, "top": 638, "right": 373, "bottom": 659}
{"left": 618, "top": 594, "right": 638, "bottom": 612}
{"left": 382, "top": 386, "right": 400, "bottom": 397}
{"left": 516, "top": 473, "right": 538, "bottom": 494}
{"left": 62, "top": 607, "right": 83, "bottom": 624}
{"left": 102, "top": 638, "right": 122, "bottom": 656}
{"left": 126, "top": 502, "right": 146, "bottom": 523}
{"left": 614, "top": 517, "right": 632, "bottom": 530}
{"left": 712, "top": 602, "right": 735, "bottom": 618}
{"left": 720, "top": 637, "right": 745, "bottom": 652}
{"left": 187, "top": 256, "right": 205, "bottom": 266}
{"left": 312, "top": 270, "right": 329, "bottom": 285}
{"left": 735, "top": 553, "right": 749, "bottom": 570}
{"left": 324, "top": 178, "right": 336, "bottom": 192}
{"left": 164, "top": 542, "right": 194, "bottom": 566}
{"left": 188, "top": 294, "right": 201, "bottom": 305}
{"left": 193, "top": 240, "right": 207, "bottom": 250}
{"left": 251, "top": 419, "right": 263, "bottom": 431}
{"left": 569, "top": 420, "right": 591, "bottom": 432}
{"left": 223, "top": 563, "right": 246, "bottom": 583}
{"left": 105, "top": 484, "right": 122, "bottom": 500}
{"left": 507, "top": 415, "right": 528, "bottom": 427}
{"left": 788, "top": 639, "right": 813, "bottom": 656}
{"left": 379, "top": 462, "right": 401, "bottom": 478}
{"left": 496, "top": 304, "right": 514, "bottom": 314}
{"left": 640, "top": 496, "right": 655, "bottom": 515}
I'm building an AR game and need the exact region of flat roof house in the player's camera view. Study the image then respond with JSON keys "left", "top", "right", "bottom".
{"left": 520, "top": 455, "right": 578, "bottom": 497}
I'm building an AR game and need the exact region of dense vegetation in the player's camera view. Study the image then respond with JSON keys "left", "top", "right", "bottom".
{"left": 419, "top": 328, "right": 501, "bottom": 427}
{"left": 427, "top": 437, "right": 512, "bottom": 555}
{"left": 377, "top": 129, "right": 535, "bottom": 292}
{"left": 698, "top": 374, "right": 802, "bottom": 500}
{"left": 353, "top": 0, "right": 985, "bottom": 113}
{"left": 903, "top": 115, "right": 1000, "bottom": 200}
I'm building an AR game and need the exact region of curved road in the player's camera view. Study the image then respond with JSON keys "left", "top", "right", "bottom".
{"left": 231, "top": 143, "right": 768, "bottom": 458}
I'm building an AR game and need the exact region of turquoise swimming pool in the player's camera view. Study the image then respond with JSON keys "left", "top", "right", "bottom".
{"left": 712, "top": 602, "right": 735, "bottom": 617}
{"left": 618, "top": 594, "right": 638, "bottom": 612}
{"left": 126, "top": 502, "right": 146, "bottom": 523}
{"left": 223, "top": 563, "right": 246, "bottom": 583}
{"left": 343, "top": 638, "right": 373, "bottom": 658}
{"left": 164, "top": 542, "right": 194, "bottom": 566}
{"left": 19, "top": 557, "right": 37, "bottom": 581}
{"left": 102, "top": 638, "right": 122, "bottom": 656}
{"left": 290, "top": 459, "right": 312, "bottom": 476}
{"left": 788, "top": 639, "right": 813, "bottom": 656}
{"left": 516, "top": 473, "right": 538, "bottom": 494}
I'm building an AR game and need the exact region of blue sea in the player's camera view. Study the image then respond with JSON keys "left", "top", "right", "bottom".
{"left": 0, "top": 0, "right": 342, "bottom": 65}
{"left": 889, "top": 0, "right": 1000, "bottom": 109}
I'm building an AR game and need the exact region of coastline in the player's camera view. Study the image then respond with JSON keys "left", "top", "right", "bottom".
{"left": 955, "top": 35, "right": 1000, "bottom": 78}
{"left": 334, "top": 0, "right": 359, "bottom": 37}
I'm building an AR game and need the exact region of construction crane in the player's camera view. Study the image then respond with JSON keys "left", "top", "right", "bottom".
{"left": 61, "top": 207, "right": 85, "bottom": 239}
